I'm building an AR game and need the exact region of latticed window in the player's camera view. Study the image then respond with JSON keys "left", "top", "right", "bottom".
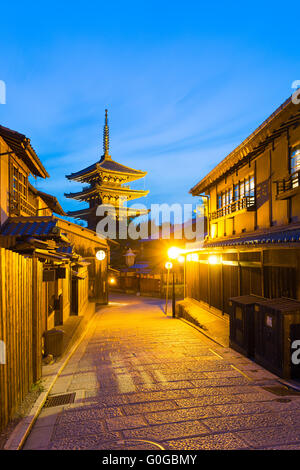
{"left": 290, "top": 147, "right": 300, "bottom": 189}
{"left": 12, "top": 165, "right": 27, "bottom": 199}
{"left": 9, "top": 163, "right": 35, "bottom": 216}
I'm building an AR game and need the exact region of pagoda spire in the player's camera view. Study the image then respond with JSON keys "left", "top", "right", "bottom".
{"left": 103, "top": 109, "right": 110, "bottom": 160}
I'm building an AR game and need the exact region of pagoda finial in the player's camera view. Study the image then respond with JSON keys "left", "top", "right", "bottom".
{"left": 103, "top": 108, "right": 110, "bottom": 159}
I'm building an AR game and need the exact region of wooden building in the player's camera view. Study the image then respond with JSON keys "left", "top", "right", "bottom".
{"left": 0, "top": 124, "right": 110, "bottom": 432}
{"left": 0, "top": 124, "right": 109, "bottom": 331}
{"left": 186, "top": 96, "right": 300, "bottom": 314}
{"left": 65, "top": 109, "right": 149, "bottom": 232}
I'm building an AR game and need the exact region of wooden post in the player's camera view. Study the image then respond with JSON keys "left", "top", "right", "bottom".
{"left": 165, "top": 267, "right": 170, "bottom": 315}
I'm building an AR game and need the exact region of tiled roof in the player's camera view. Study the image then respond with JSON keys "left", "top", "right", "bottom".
{"left": 1, "top": 217, "right": 59, "bottom": 237}
{"left": 36, "top": 190, "right": 66, "bottom": 216}
{"left": 204, "top": 226, "right": 300, "bottom": 248}
{"left": 28, "top": 183, "right": 66, "bottom": 215}
{"left": 0, "top": 125, "right": 49, "bottom": 178}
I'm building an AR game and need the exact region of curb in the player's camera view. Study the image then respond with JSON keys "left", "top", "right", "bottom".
{"left": 177, "top": 316, "right": 228, "bottom": 348}
{"left": 4, "top": 311, "right": 96, "bottom": 450}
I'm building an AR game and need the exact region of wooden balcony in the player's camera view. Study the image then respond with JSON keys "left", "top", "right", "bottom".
{"left": 210, "top": 196, "right": 256, "bottom": 221}
{"left": 276, "top": 171, "right": 300, "bottom": 200}
{"left": 9, "top": 193, "right": 37, "bottom": 217}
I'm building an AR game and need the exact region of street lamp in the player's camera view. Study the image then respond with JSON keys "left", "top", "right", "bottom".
{"left": 167, "top": 246, "right": 183, "bottom": 318}
{"left": 164, "top": 261, "right": 173, "bottom": 315}
{"left": 96, "top": 250, "right": 106, "bottom": 261}
{"left": 168, "top": 246, "right": 182, "bottom": 260}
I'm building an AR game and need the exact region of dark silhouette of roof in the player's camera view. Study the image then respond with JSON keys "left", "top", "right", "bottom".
{"left": 0, "top": 125, "right": 49, "bottom": 178}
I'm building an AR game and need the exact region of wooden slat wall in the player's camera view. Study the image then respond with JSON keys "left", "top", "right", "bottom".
{"left": 186, "top": 261, "right": 263, "bottom": 314}
{"left": 0, "top": 248, "right": 44, "bottom": 431}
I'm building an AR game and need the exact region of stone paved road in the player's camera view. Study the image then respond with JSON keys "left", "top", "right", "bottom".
{"left": 24, "top": 295, "right": 300, "bottom": 450}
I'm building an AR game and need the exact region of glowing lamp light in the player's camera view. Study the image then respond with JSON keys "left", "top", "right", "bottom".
{"left": 178, "top": 255, "right": 185, "bottom": 263}
{"left": 96, "top": 250, "right": 106, "bottom": 261}
{"left": 168, "top": 247, "right": 181, "bottom": 260}
{"left": 165, "top": 261, "right": 173, "bottom": 270}
{"left": 108, "top": 277, "right": 116, "bottom": 285}
{"left": 208, "top": 255, "right": 219, "bottom": 265}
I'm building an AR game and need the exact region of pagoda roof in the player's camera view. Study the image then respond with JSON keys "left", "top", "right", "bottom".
{"left": 65, "top": 184, "right": 149, "bottom": 201}
{"left": 66, "top": 156, "right": 147, "bottom": 182}
{"left": 67, "top": 206, "right": 150, "bottom": 219}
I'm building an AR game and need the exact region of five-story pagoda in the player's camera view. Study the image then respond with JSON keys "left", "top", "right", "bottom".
{"left": 65, "top": 110, "right": 149, "bottom": 232}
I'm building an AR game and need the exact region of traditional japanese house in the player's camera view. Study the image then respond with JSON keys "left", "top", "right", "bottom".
{"left": 0, "top": 125, "right": 109, "bottom": 332}
{"left": 0, "top": 124, "right": 110, "bottom": 432}
{"left": 65, "top": 109, "right": 149, "bottom": 232}
{"left": 186, "top": 96, "right": 300, "bottom": 314}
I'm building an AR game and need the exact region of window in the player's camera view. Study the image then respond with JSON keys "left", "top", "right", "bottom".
{"left": 216, "top": 175, "right": 255, "bottom": 210}
{"left": 10, "top": 164, "right": 31, "bottom": 216}
{"left": 290, "top": 146, "right": 300, "bottom": 175}
{"left": 12, "top": 165, "right": 27, "bottom": 200}
{"left": 249, "top": 176, "right": 255, "bottom": 197}
{"left": 225, "top": 191, "right": 229, "bottom": 206}
{"left": 240, "top": 180, "right": 245, "bottom": 198}
{"left": 234, "top": 184, "right": 239, "bottom": 201}
{"left": 245, "top": 178, "right": 250, "bottom": 197}
{"left": 290, "top": 147, "right": 300, "bottom": 189}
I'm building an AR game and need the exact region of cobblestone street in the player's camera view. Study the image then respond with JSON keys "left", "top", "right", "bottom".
{"left": 24, "top": 295, "right": 300, "bottom": 450}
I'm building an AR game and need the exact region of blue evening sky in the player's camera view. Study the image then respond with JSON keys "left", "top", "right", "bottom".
{"left": 0, "top": 1, "right": 299, "bottom": 216}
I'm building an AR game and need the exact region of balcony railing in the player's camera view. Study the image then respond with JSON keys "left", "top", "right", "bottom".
{"left": 210, "top": 196, "right": 255, "bottom": 221}
{"left": 276, "top": 170, "right": 300, "bottom": 197}
{"left": 9, "top": 193, "right": 37, "bottom": 217}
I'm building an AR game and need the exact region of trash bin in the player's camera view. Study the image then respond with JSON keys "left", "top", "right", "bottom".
{"left": 254, "top": 297, "right": 300, "bottom": 379}
{"left": 229, "top": 295, "right": 264, "bottom": 357}
{"left": 44, "top": 328, "right": 64, "bottom": 357}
